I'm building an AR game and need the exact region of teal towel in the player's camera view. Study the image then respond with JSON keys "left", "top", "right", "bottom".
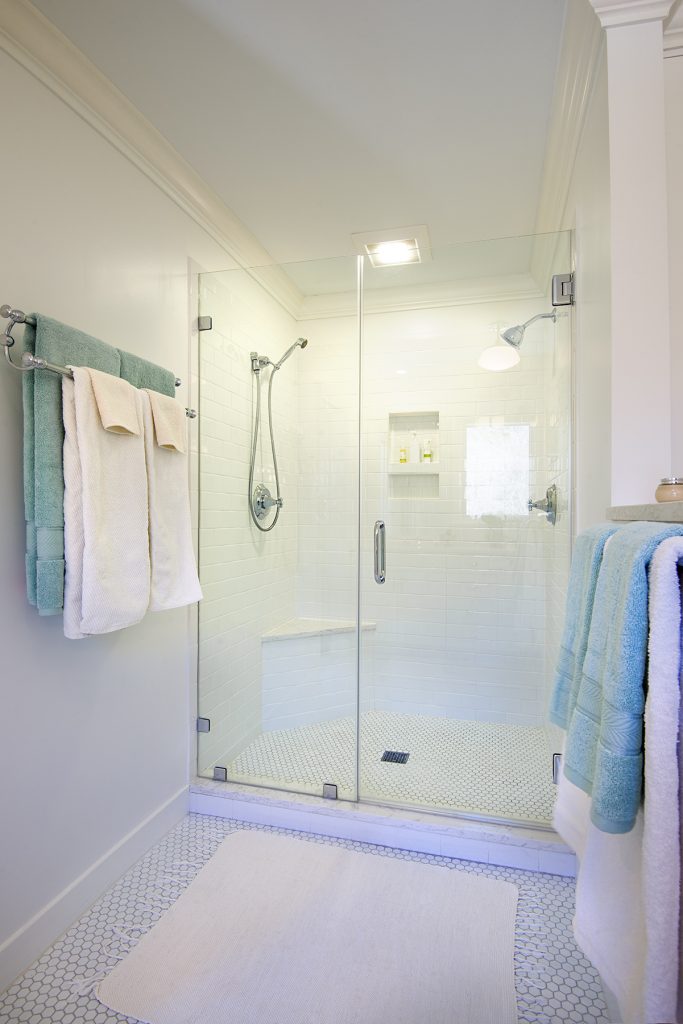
{"left": 118, "top": 351, "right": 176, "bottom": 397}
{"left": 22, "top": 315, "right": 120, "bottom": 614}
{"left": 564, "top": 521, "right": 683, "bottom": 833}
{"left": 549, "top": 523, "right": 620, "bottom": 730}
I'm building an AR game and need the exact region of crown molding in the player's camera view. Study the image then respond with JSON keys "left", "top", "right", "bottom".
{"left": 531, "top": 0, "right": 604, "bottom": 287}
{"left": 0, "top": 0, "right": 305, "bottom": 319}
{"left": 298, "top": 274, "right": 544, "bottom": 321}
{"left": 664, "top": 5, "right": 683, "bottom": 53}
{"left": 664, "top": 29, "right": 683, "bottom": 51}
{"left": 589, "top": 0, "right": 674, "bottom": 27}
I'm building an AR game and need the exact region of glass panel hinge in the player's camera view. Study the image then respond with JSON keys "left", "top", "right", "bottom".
{"left": 196, "top": 717, "right": 211, "bottom": 733}
{"left": 552, "top": 753, "right": 562, "bottom": 785}
{"left": 551, "top": 273, "right": 574, "bottom": 306}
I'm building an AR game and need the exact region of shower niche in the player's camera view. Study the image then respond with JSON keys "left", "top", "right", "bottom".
{"left": 388, "top": 411, "right": 439, "bottom": 499}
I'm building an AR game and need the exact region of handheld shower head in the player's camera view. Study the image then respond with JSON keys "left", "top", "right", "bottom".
{"left": 500, "top": 312, "right": 556, "bottom": 349}
{"left": 273, "top": 337, "right": 309, "bottom": 370}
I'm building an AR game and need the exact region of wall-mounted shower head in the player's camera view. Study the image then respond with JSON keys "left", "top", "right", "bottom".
{"left": 500, "top": 312, "right": 556, "bottom": 349}
{"left": 273, "top": 337, "right": 309, "bottom": 370}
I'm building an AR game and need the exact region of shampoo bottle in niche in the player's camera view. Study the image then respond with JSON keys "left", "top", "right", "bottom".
{"left": 422, "top": 440, "right": 433, "bottom": 463}
{"left": 409, "top": 431, "right": 420, "bottom": 464}
{"left": 399, "top": 446, "right": 407, "bottom": 464}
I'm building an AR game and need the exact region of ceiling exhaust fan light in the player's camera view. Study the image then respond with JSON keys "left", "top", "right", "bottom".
{"left": 366, "top": 238, "right": 421, "bottom": 267}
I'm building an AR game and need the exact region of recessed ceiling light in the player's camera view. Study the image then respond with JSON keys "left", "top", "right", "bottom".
{"left": 366, "top": 238, "right": 421, "bottom": 267}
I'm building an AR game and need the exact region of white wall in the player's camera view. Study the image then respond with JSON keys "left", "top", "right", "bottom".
{"left": 562, "top": 56, "right": 612, "bottom": 531}
{"left": 666, "top": 54, "right": 683, "bottom": 473}
{"left": 0, "top": 49, "right": 231, "bottom": 987}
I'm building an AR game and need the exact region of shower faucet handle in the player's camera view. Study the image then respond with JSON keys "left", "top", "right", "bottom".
{"left": 527, "top": 484, "right": 557, "bottom": 525}
{"left": 252, "top": 484, "right": 283, "bottom": 519}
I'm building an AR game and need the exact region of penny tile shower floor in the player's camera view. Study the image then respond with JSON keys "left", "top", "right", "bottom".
{"left": 0, "top": 813, "right": 608, "bottom": 1024}
{"left": 226, "top": 710, "right": 557, "bottom": 823}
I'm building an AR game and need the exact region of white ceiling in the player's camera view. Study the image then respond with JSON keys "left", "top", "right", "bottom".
{"left": 32, "top": 0, "right": 568, "bottom": 265}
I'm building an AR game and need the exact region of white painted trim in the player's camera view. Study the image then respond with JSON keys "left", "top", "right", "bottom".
{"left": 0, "top": 0, "right": 304, "bottom": 319}
{"left": 189, "top": 789, "right": 576, "bottom": 877}
{"left": 0, "top": 786, "right": 189, "bottom": 992}
{"left": 533, "top": 0, "right": 604, "bottom": 260}
{"left": 664, "top": 27, "right": 683, "bottom": 52}
{"left": 590, "top": 0, "right": 675, "bottom": 27}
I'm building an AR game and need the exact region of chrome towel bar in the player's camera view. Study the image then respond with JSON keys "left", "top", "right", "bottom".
{"left": 1, "top": 304, "right": 197, "bottom": 418}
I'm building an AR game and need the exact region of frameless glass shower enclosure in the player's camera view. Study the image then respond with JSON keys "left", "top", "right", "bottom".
{"left": 196, "top": 231, "right": 572, "bottom": 826}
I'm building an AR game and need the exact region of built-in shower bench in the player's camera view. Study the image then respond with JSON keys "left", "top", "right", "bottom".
{"left": 262, "top": 618, "right": 376, "bottom": 642}
{"left": 260, "top": 619, "right": 376, "bottom": 732}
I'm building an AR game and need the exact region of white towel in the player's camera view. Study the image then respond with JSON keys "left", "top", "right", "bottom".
{"left": 643, "top": 537, "right": 682, "bottom": 1024}
{"left": 553, "top": 535, "right": 682, "bottom": 1024}
{"left": 555, "top": 770, "right": 646, "bottom": 1024}
{"left": 62, "top": 368, "right": 150, "bottom": 637}
{"left": 141, "top": 390, "right": 202, "bottom": 611}
{"left": 145, "top": 387, "right": 186, "bottom": 453}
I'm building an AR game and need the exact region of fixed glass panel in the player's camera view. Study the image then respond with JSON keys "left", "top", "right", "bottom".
{"left": 358, "top": 232, "right": 572, "bottom": 825}
{"left": 196, "top": 256, "right": 360, "bottom": 800}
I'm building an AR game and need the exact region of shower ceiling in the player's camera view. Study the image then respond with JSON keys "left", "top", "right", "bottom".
{"left": 31, "top": 0, "right": 567, "bottom": 265}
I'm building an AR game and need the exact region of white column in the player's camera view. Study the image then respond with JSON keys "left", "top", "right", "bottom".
{"left": 590, "top": 0, "right": 674, "bottom": 504}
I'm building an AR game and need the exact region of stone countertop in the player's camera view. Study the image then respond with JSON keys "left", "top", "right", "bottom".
{"left": 607, "top": 500, "right": 683, "bottom": 523}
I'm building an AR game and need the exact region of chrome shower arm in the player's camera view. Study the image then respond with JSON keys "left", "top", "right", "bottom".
{"left": 521, "top": 312, "right": 556, "bottom": 331}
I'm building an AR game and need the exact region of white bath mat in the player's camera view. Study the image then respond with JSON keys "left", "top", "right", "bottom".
{"left": 97, "top": 830, "right": 519, "bottom": 1024}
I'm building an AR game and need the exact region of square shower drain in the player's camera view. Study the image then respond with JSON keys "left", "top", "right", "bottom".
{"left": 381, "top": 750, "right": 409, "bottom": 764}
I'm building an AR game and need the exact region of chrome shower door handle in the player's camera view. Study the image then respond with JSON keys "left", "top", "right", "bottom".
{"left": 374, "top": 520, "right": 386, "bottom": 584}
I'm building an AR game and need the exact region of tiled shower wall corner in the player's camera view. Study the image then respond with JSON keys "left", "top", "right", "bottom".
{"left": 197, "top": 272, "right": 300, "bottom": 772}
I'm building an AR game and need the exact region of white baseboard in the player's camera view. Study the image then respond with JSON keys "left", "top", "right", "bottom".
{"left": 0, "top": 786, "right": 189, "bottom": 993}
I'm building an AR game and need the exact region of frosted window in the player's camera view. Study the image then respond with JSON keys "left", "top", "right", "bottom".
{"left": 466, "top": 425, "right": 529, "bottom": 517}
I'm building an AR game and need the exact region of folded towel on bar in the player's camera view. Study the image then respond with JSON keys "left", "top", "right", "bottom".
{"left": 142, "top": 390, "right": 202, "bottom": 611}
{"left": 549, "top": 523, "right": 620, "bottom": 729}
{"left": 554, "top": 535, "right": 683, "bottom": 1024}
{"left": 22, "top": 312, "right": 180, "bottom": 616}
{"left": 119, "top": 350, "right": 176, "bottom": 396}
{"left": 564, "top": 521, "right": 683, "bottom": 833}
{"left": 62, "top": 368, "right": 150, "bottom": 638}
{"left": 23, "top": 315, "right": 120, "bottom": 615}
{"left": 145, "top": 387, "right": 187, "bottom": 453}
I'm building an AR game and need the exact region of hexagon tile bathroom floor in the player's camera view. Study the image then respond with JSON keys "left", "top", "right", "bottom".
{"left": 226, "top": 710, "right": 557, "bottom": 823}
{"left": 0, "top": 813, "right": 609, "bottom": 1024}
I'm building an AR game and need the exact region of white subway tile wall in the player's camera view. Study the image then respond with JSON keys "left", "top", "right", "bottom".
{"left": 297, "top": 302, "right": 567, "bottom": 730}
{"left": 197, "top": 272, "right": 301, "bottom": 772}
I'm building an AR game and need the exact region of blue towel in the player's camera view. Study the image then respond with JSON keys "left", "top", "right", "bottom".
{"left": 563, "top": 521, "right": 683, "bottom": 833}
{"left": 118, "top": 351, "right": 176, "bottom": 397}
{"left": 549, "top": 523, "right": 620, "bottom": 729}
{"left": 22, "top": 316, "right": 176, "bottom": 614}
{"left": 23, "top": 315, "right": 120, "bottom": 614}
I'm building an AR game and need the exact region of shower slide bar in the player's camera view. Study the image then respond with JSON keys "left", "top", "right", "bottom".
{"left": 1, "top": 305, "right": 197, "bottom": 418}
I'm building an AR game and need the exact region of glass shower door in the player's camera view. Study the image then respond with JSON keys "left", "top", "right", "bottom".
{"left": 195, "top": 257, "right": 361, "bottom": 801}
{"left": 357, "top": 234, "right": 572, "bottom": 825}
